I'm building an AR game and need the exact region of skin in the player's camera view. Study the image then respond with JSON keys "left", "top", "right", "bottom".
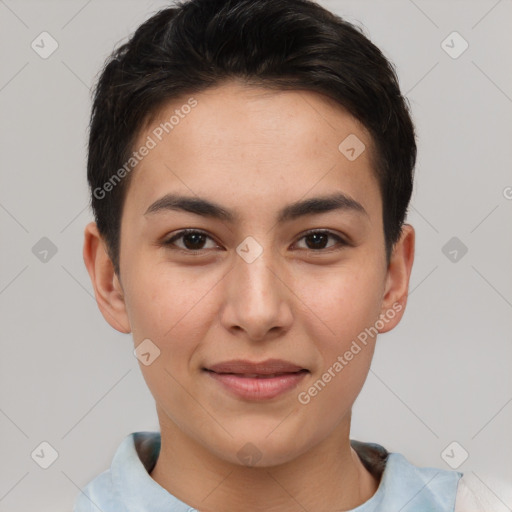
{"left": 83, "top": 80, "right": 414, "bottom": 512}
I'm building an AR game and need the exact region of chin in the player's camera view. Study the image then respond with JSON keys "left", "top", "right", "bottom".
{"left": 207, "top": 430, "right": 312, "bottom": 469}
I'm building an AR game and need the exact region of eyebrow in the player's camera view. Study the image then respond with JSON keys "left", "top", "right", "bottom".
{"left": 144, "top": 192, "right": 368, "bottom": 223}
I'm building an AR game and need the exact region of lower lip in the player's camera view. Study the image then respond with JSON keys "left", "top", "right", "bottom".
{"left": 205, "top": 370, "right": 308, "bottom": 400}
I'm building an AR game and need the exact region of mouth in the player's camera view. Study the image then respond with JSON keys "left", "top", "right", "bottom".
{"left": 204, "top": 369, "right": 309, "bottom": 378}
{"left": 203, "top": 358, "right": 309, "bottom": 376}
{"left": 203, "top": 359, "right": 310, "bottom": 400}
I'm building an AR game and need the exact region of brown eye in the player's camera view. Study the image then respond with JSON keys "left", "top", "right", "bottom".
{"left": 161, "top": 229, "right": 347, "bottom": 255}
{"left": 163, "top": 229, "right": 219, "bottom": 252}
{"left": 295, "top": 230, "right": 346, "bottom": 251}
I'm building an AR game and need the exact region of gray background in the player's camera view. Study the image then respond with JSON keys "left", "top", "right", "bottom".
{"left": 1, "top": 0, "right": 511, "bottom": 510}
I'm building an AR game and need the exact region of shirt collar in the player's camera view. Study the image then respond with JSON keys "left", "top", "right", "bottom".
{"left": 110, "top": 431, "right": 422, "bottom": 512}
{"left": 111, "top": 431, "right": 193, "bottom": 511}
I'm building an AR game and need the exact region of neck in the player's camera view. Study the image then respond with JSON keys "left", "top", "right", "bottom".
{"left": 150, "top": 411, "right": 379, "bottom": 512}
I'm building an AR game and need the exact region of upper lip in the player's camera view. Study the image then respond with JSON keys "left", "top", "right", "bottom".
{"left": 205, "top": 359, "right": 308, "bottom": 375}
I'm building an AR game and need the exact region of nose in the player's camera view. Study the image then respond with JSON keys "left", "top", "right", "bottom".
{"left": 220, "top": 243, "right": 293, "bottom": 341}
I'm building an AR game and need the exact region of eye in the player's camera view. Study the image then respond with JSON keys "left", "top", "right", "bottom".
{"left": 162, "top": 229, "right": 220, "bottom": 253}
{"left": 161, "top": 228, "right": 348, "bottom": 255}
{"left": 294, "top": 230, "right": 347, "bottom": 251}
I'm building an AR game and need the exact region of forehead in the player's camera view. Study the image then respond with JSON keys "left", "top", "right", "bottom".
{"left": 125, "top": 81, "right": 380, "bottom": 221}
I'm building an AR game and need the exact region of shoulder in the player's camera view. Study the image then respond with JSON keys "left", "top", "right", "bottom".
{"left": 385, "top": 451, "right": 462, "bottom": 501}
{"left": 455, "top": 477, "right": 484, "bottom": 511}
{"left": 351, "top": 440, "right": 462, "bottom": 511}
{"left": 73, "top": 432, "right": 158, "bottom": 512}
{"left": 454, "top": 473, "right": 510, "bottom": 512}
{"left": 73, "top": 469, "right": 116, "bottom": 512}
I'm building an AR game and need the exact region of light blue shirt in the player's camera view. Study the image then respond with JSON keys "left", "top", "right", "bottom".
{"left": 73, "top": 431, "right": 462, "bottom": 511}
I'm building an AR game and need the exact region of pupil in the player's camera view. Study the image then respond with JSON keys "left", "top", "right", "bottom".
{"left": 306, "top": 233, "right": 327, "bottom": 249}
{"left": 184, "top": 233, "right": 205, "bottom": 250}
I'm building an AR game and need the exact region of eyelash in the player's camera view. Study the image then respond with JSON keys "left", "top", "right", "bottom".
{"left": 162, "top": 229, "right": 348, "bottom": 255}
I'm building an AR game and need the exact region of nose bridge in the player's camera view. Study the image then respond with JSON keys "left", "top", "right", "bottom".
{"left": 222, "top": 234, "right": 292, "bottom": 338}
{"left": 235, "top": 235, "right": 280, "bottom": 304}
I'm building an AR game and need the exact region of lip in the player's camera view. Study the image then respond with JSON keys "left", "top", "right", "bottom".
{"left": 203, "top": 359, "right": 309, "bottom": 400}
{"left": 206, "top": 358, "right": 307, "bottom": 375}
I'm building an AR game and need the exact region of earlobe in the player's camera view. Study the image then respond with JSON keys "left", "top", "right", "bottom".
{"left": 378, "top": 224, "right": 415, "bottom": 334}
{"left": 83, "top": 221, "right": 132, "bottom": 334}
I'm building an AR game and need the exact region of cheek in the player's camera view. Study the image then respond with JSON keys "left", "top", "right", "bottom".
{"left": 123, "top": 264, "right": 218, "bottom": 407}
{"left": 123, "top": 262, "right": 224, "bottom": 378}
{"left": 294, "top": 270, "right": 381, "bottom": 425}
{"left": 295, "top": 260, "right": 384, "bottom": 348}
{"left": 125, "top": 262, "right": 206, "bottom": 333}
{"left": 293, "top": 258, "right": 383, "bottom": 402}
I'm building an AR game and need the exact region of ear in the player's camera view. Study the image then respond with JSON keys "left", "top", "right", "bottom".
{"left": 377, "top": 223, "right": 415, "bottom": 334}
{"left": 83, "top": 221, "right": 131, "bottom": 334}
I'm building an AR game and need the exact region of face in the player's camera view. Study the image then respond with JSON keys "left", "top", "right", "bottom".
{"left": 85, "top": 80, "right": 414, "bottom": 467}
